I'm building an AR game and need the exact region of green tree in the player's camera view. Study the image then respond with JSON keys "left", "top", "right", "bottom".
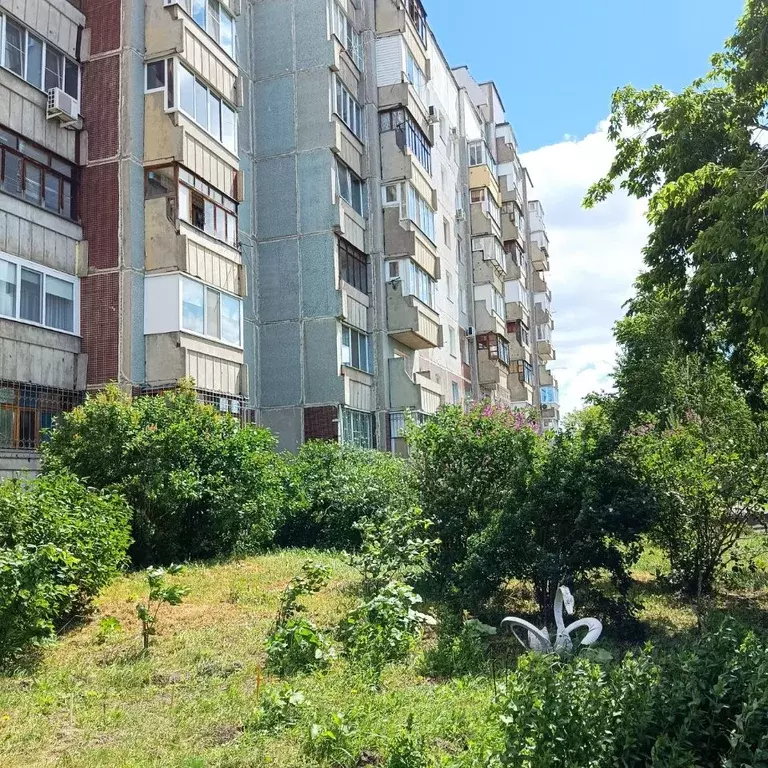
{"left": 42, "top": 383, "right": 287, "bottom": 565}
{"left": 405, "top": 404, "right": 539, "bottom": 608}
{"left": 585, "top": 0, "right": 768, "bottom": 405}
{"left": 467, "top": 406, "right": 654, "bottom": 619}
{"left": 623, "top": 410, "right": 768, "bottom": 596}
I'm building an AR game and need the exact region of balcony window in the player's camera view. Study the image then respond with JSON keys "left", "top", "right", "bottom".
{"left": 335, "top": 158, "right": 365, "bottom": 216}
{"left": 341, "top": 407, "right": 373, "bottom": 449}
{"left": 512, "top": 360, "right": 534, "bottom": 385}
{"left": 380, "top": 107, "right": 432, "bottom": 174}
{"left": 402, "top": 259, "right": 435, "bottom": 308}
{"left": 0, "top": 13, "right": 80, "bottom": 100}
{"left": 477, "top": 332, "right": 510, "bottom": 367}
{"left": 165, "top": 0, "right": 236, "bottom": 58}
{"left": 181, "top": 276, "right": 242, "bottom": 346}
{"left": 468, "top": 140, "right": 497, "bottom": 176}
{"left": 329, "top": 1, "right": 363, "bottom": 71}
{"left": 177, "top": 168, "right": 238, "bottom": 247}
{"left": 332, "top": 75, "right": 364, "bottom": 140}
{"left": 405, "top": 184, "right": 435, "bottom": 241}
{"left": 0, "top": 381, "right": 80, "bottom": 450}
{"left": 492, "top": 287, "right": 505, "bottom": 320}
{"left": 404, "top": 0, "right": 428, "bottom": 46}
{"left": 173, "top": 62, "right": 238, "bottom": 153}
{"left": 405, "top": 49, "right": 427, "bottom": 103}
{"left": 338, "top": 237, "right": 368, "bottom": 294}
{"left": 341, "top": 324, "right": 373, "bottom": 373}
{"left": 0, "top": 252, "right": 78, "bottom": 334}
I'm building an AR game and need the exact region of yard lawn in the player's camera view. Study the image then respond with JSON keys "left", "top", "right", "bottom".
{"left": 1, "top": 541, "right": 766, "bottom": 767}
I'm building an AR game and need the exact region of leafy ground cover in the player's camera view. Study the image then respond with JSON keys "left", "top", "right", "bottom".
{"left": 1, "top": 543, "right": 766, "bottom": 768}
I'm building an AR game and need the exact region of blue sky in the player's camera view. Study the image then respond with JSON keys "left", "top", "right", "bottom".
{"left": 428, "top": 0, "right": 744, "bottom": 151}
{"left": 427, "top": 0, "right": 745, "bottom": 415}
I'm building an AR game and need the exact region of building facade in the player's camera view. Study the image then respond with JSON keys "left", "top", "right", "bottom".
{"left": 0, "top": 0, "right": 558, "bottom": 475}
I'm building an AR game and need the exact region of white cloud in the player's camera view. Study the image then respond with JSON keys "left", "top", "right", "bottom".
{"left": 521, "top": 122, "right": 649, "bottom": 417}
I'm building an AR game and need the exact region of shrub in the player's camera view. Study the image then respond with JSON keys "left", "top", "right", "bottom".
{"left": 339, "top": 582, "right": 435, "bottom": 682}
{"left": 352, "top": 505, "right": 439, "bottom": 597}
{"left": 280, "top": 440, "right": 413, "bottom": 550}
{"left": 622, "top": 412, "right": 768, "bottom": 595}
{"left": 266, "top": 561, "right": 336, "bottom": 675}
{"left": 42, "top": 383, "right": 288, "bottom": 565}
{"left": 0, "top": 473, "right": 131, "bottom": 665}
{"left": 419, "top": 616, "right": 496, "bottom": 679}
{"left": 405, "top": 404, "right": 538, "bottom": 607}
{"left": 497, "top": 622, "right": 768, "bottom": 767}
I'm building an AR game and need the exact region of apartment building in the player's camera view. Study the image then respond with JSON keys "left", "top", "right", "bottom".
{"left": 0, "top": 0, "right": 558, "bottom": 475}
{"left": 0, "top": 0, "right": 253, "bottom": 477}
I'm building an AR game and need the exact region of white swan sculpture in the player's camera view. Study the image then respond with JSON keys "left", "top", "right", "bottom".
{"left": 501, "top": 586, "right": 603, "bottom": 654}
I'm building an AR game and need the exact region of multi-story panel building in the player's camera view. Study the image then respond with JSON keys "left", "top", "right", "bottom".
{"left": 0, "top": 0, "right": 559, "bottom": 476}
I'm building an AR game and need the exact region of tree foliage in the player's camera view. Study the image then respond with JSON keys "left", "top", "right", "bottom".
{"left": 585, "top": 0, "right": 768, "bottom": 404}
{"left": 42, "top": 383, "right": 287, "bottom": 565}
{"left": 0, "top": 473, "right": 131, "bottom": 665}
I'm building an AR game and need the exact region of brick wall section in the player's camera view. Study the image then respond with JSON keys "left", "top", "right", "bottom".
{"left": 81, "top": 57, "right": 120, "bottom": 160}
{"left": 81, "top": 164, "right": 120, "bottom": 269}
{"left": 79, "top": 0, "right": 123, "bottom": 386}
{"left": 304, "top": 406, "right": 339, "bottom": 441}
{"left": 81, "top": 272, "right": 120, "bottom": 385}
{"left": 83, "top": 0, "right": 122, "bottom": 54}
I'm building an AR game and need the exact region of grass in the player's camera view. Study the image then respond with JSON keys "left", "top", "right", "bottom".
{"left": 1, "top": 541, "right": 767, "bottom": 767}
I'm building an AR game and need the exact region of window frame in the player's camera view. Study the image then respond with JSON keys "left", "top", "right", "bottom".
{"left": 341, "top": 323, "right": 373, "bottom": 374}
{"left": 332, "top": 74, "right": 364, "bottom": 141}
{"left": 163, "top": 0, "right": 237, "bottom": 60}
{"left": 0, "top": 250, "right": 79, "bottom": 335}
{"left": 329, "top": 0, "right": 363, "bottom": 71}
{"left": 335, "top": 157, "right": 365, "bottom": 216}
{"left": 340, "top": 406, "right": 374, "bottom": 449}
{"left": 0, "top": 13, "right": 81, "bottom": 103}
{"left": 177, "top": 166, "right": 239, "bottom": 248}
{"left": 338, "top": 236, "right": 369, "bottom": 294}
{"left": 405, "top": 48, "right": 427, "bottom": 104}
{"left": 165, "top": 59, "right": 238, "bottom": 154}
{"left": 180, "top": 275, "right": 243, "bottom": 348}
{"left": 379, "top": 107, "right": 432, "bottom": 175}
{"left": 404, "top": 182, "right": 435, "bottom": 242}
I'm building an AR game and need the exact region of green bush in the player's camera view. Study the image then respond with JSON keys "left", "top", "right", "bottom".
{"left": 280, "top": 440, "right": 413, "bottom": 550}
{"left": 42, "top": 383, "right": 288, "bottom": 565}
{"left": 0, "top": 473, "right": 131, "bottom": 665}
{"left": 498, "top": 622, "right": 768, "bottom": 767}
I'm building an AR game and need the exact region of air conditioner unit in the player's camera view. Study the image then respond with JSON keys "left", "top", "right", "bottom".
{"left": 466, "top": 326, "right": 475, "bottom": 338}
{"left": 427, "top": 105, "right": 440, "bottom": 124}
{"left": 455, "top": 208, "right": 466, "bottom": 221}
{"left": 46, "top": 88, "right": 79, "bottom": 126}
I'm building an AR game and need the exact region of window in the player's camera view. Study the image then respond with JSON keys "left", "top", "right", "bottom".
{"left": 178, "top": 167, "right": 238, "bottom": 247}
{"left": 333, "top": 75, "right": 364, "bottom": 140}
{"left": 145, "top": 60, "right": 166, "bottom": 91}
{"left": 405, "top": 49, "right": 427, "bottom": 103}
{"left": 181, "top": 276, "right": 242, "bottom": 345}
{"left": 0, "top": 253, "right": 78, "bottom": 333}
{"left": 448, "top": 325, "right": 457, "bottom": 357}
{"left": 164, "top": 0, "right": 236, "bottom": 58}
{"left": 341, "top": 324, "right": 373, "bottom": 373}
{"left": 338, "top": 237, "right": 368, "bottom": 294}
{"left": 341, "top": 407, "right": 373, "bottom": 449}
{"left": 404, "top": 0, "right": 427, "bottom": 46}
{"left": 0, "top": 382, "right": 80, "bottom": 450}
{"left": 405, "top": 184, "right": 435, "bottom": 241}
{"left": 452, "top": 381, "right": 460, "bottom": 404}
{"left": 445, "top": 271, "right": 453, "bottom": 302}
{"left": 335, "top": 158, "right": 365, "bottom": 216}
{"left": 477, "top": 332, "right": 510, "bottom": 367}
{"left": 492, "top": 287, "right": 505, "bottom": 319}
{"left": 468, "top": 140, "right": 497, "bottom": 176}
{"left": 330, "top": 1, "right": 363, "bottom": 71}
{"left": 1, "top": 126, "right": 76, "bottom": 219}
{"left": 512, "top": 360, "right": 534, "bottom": 386}
{"left": 0, "top": 13, "right": 80, "bottom": 99}
{"left": 177, "top": 63, "right": 237, "bottom": 153}
{"left": 404, "top": 259, "right": 435, "bottom": 307}
{"left": 380, "top": 108, "right": 431, "bottom": 174}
